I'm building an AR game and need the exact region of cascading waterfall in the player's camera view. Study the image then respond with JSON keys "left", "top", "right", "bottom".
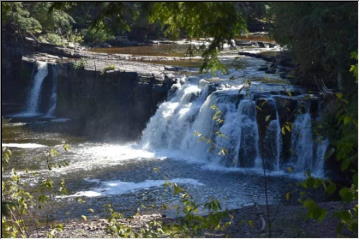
{"left": 290, "top": 108, "right": 314, "bottom": 172}
{"left": 12, "top": 61, "right": 59, "bottom": 118}
{"left": 45, "top": 68, "right": 58, "bottom": 117}
{"left": 228, "top": 98, "right": 261, "bottom": 168}
{"left": 263, "top": 102, "right": 282, "bottom": 171}
{"left": 23, "top": 61, "right": 48, "bottom": 115}
{"left": 313, "top": 139, "right": 329, "bottom": 177}
{"left": 140, "top": 74, "right": 328, "bottom": 177}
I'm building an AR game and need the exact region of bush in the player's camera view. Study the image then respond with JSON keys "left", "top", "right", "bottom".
{"left": 72, "top": 58, "right": 87, "bottom": 70}
{"left": 1, "top": 146, "right": 70, "bottom": 238}
{"left": 38, "top": 33, "right": 65, "bottom": 45}
{"left": 84, "top": 21, "right": 115, "bottom": 44}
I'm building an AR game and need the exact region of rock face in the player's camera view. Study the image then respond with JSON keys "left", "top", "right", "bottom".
{"left": 2, "top": 37, "right": 177, "bottom": 141}
{"left": 239, "top": 51, "right": 296, "bottom": 81}
{"left": 54, "top": 63, "right": 175, "bottom": 140}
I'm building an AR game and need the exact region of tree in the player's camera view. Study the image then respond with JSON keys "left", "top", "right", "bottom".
{"left": 1, "top": 2, "right": 42, "bottom": 35}
{"left": 149, "top": 2, "right": 247, "bottom": 72}
{"left": 269, "top": 2, "right": 358, "bottom": 90}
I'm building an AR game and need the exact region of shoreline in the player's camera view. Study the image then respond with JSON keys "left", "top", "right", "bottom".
{"left": 29, "top": 201, "right": 354, "bottom": 238}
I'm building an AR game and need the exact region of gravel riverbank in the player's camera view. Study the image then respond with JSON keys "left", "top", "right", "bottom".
{"left": 29, "top": 201, "right": 355, "bottom": 238}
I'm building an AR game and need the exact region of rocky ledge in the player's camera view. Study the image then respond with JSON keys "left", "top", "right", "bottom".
{"left": 3, "top": 38, "right": 183, "bottom": 141}
{"left": 238, "top": 50, "right": 296, "bottom": 79}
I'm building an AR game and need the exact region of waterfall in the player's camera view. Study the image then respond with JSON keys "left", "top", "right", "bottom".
{"left": 290, "top": 110, "right": 314, "bottom": 172}
{"left": 263, "top": 99, "right": 282, "bottom": 171}
{"left": 24, "top": 61, "right": 48, "bottom": 115}
{"left": 313, "top": 139, "right": 329, "bottom": 177}
{"left": 140, "top": 74, "right": 328, "bottom": 177}
{"left": 45, "top": 68, "right": 57, "bottom": 117}
{"left": 231, "top": 99, "right": 261, "bottom": 168}
{"left": 12, "top": 61, "right": 59, "bottom": 118}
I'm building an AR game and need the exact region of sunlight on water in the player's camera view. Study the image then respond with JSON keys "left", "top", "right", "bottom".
{"left": 58, "top": 178, "right": 204, "bottom": 198}
{"left": 49, "top": 144, "right": 165, "bottom": 174}
{"left": 2, "top": 143, "right": 48, "bottom": 149}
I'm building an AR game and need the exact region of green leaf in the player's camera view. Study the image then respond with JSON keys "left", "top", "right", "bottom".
{"left": 281, "top": 127, "right": 286, "bottom": 135}
{"left": 81, "top": 215, "right": 87, "bottom": 221}
{"left": 339, "top": 188, "right": 353, "bottom": 202}
{"left": 340, "top": 158, "right": 352, "bottom": 171}
{"left": 265, "top": 115, "right": 271, "bottom": 122}
{"left": 204, "top": 199, "right": 221, "bottom": 211}
{"left": 173, "top": 184, "right": 185, "bottom": 194}
{"left": 325, "top": 181, "right": 336, "bottom": 195}
{"left": 343, "top": 116, "right": 352, "bottom": 125}
{"left": 335, "top": 93, "right": 343, "bottom": 99}
{"left": 218, "top": 148, "right": 228, "bottom": 156}
{"left": 49, "top": 149, "right": 59, "bottom": 157}
{"left": 352, "top": 174, "right": 358, "bottom": 187}
{"left": 63, "top": 144, "right": 70, "bottom": 151}
{"left": 303, "top": 199, "right": 327, "bottom": 221}
{"left": 76, "top": 197, "right": 86, "bottom": 204}
{"left": 285, "top": 192, "right": 291, "bottom": 201}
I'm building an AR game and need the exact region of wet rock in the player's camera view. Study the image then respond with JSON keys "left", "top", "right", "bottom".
{"left": 265, "top": 66, "right": 276, "bottom": 74}
{"left": 234, "top": 40, "right": 254, "bottom": 46}
{"left": 257, "top": 41, "right": 266, "bottom": 48}
{"left": 258, "top": 65, "right": 268, "bottom": 72}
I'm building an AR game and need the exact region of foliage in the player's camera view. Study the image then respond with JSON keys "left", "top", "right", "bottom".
{"left": 3, "top": 1, "right": 248, "bottom": 71}
{"left": 26, "top": 2, "right": 74, "bottom": 36}
{"left": 50, "top": 2, "right": 138, "bottom": 44}
{"left": 1, "top": 2, "right": 42, "bottom": 35}
{"left": 299, "top": 53, "right": 358, "bottom": 237}
{"left": 298, "top": 174, "right": 357, "bottom": 236}
{"left": 84, "top": 20, "right": 115, "bottom": 44}
{"left": 1, "top": 145, "right": 70, "bottom": 238}
{"left": 105, "top": 182, "right": 232, "bottom": 238}
{"left": 350, "top": 52, "right": 358, "bottom": 82}
{"left": 101, "top": 64, "right": 116, "bottom": 74}
{"left": 193, "top": 104, "right": 229, "bottom": 156}
{"left": 72, "top": 58, "right": 87, "bottom": 70}
{"left": 38, "top": 33, "right": 65, "bottom": 46}
{"left": 149, "top": 2, "right": 247, "bottom": 72}
{"left": 269, "top": 2, "right": 357, "bottom": 90}
{"left": 2, "top": 2, "right": 78, "bottom": 46}
{"left": 270, "top": 3, "right": 357, "bottom": 235}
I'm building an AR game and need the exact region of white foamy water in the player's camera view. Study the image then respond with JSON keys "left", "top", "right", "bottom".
{"left": 139, "top": 60, "right": 328, "bottom": 178}
{"left": 2, "top": 143, "right": 47, "bottom": 149}
{"left": 49, "top": 144, "right": 164, "bottom": 174}
{"left": 2, "top": 122, "right": 28, "bottom": 127}
{"left": 9, "top": 112, "right": 43, "bottom": 118}
{"left": 58, "top": 178, "right": 204, "bottom": 198}
{"left": 78, "top": 144, "right": 158, "bottom": 162}
{"left": 17, "top": 61, "right": 48, "bottom": 117}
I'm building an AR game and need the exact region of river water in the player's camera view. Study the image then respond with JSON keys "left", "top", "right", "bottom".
{"left": 2, "top": 43, "right": 325, "bottom": 222}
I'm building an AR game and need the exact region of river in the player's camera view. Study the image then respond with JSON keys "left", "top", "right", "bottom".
{"left": 2, "top": 41, "right": 327, "bottom": 222}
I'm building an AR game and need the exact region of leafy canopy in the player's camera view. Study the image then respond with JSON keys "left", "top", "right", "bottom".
{"left": 149, "top": 2, "right": 247, "bottom": 72}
